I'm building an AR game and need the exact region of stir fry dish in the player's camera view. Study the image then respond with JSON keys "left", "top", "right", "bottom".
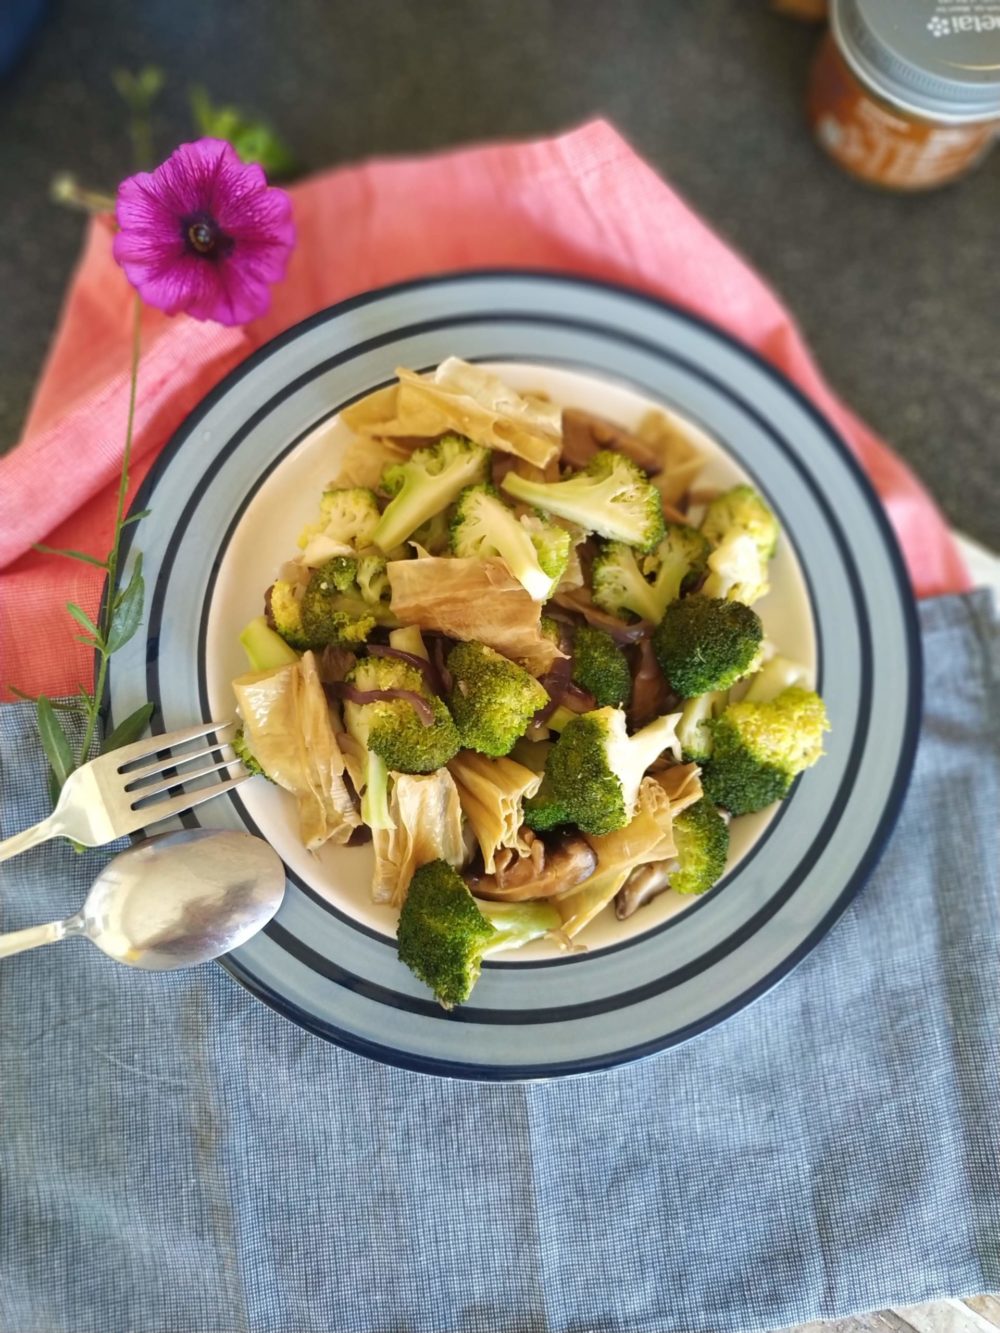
{"left": 231, "top": 359, "right": 830, "bottom": 1007}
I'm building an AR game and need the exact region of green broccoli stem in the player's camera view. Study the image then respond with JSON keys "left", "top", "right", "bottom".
{"left": 546, "top": 705, "right": 578, "bottom": 732}
{"left": 743, "top": 656, "right": 809, "bottom": 704}
{"left": 479, "top": 899, "right": 561, "bottom": 953}
{"left": 487, "top": 523, "right": 552, "bottom": 599}
{"left": 389, "top": 625, "right": 429, "bottom": 659}
{"left": 240, "top": 617, "right": 301, "bottom": 671}
{"left": 676, "top": 690, "right": 727, "bottom": 760}
{"left": 373, "top": 448, "right": 486, "bottom": 553}
{"left": 361, "top": 750, "right": 394, "bottom": 830}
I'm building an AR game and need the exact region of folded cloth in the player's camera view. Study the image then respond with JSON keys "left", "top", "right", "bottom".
{"left": 0, "top": 119, "right": 969, "bottom": 702}
{"left": 1, "top": 591, "right": 997, "bottom": 1333}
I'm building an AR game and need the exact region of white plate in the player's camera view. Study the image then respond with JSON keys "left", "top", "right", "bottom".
{"left": 106, "top": 272, "right": 921, "bottom": 1079}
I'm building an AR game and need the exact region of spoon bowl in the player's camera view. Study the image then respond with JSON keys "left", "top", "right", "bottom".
{"left": 0, "top": 828, "right": 286, "bottom": 970}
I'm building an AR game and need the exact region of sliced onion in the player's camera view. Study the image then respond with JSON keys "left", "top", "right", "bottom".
{"left": 533, "top": 672, "right": 595, "bottom": 724}
{"left": 329, "top": 682, "right": 436, "bottom": 727}
{"left": 552, "top": 590, "right": 652, "bottom": 644}
{"left": 428, "top": 634, "right": 454, "bottom": 696}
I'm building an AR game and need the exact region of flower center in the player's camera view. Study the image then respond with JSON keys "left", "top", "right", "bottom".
{"left": 181, "top": 212, "right": 234, "bottom": 261}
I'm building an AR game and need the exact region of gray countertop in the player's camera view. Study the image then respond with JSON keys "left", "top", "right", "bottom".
{"left": 1, "top": 0, "right": 997, "bottom": 548}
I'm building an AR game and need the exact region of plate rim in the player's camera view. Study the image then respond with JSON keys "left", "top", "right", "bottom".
{"left": 105, "top": 268, "right": 923, "bottom": 1080}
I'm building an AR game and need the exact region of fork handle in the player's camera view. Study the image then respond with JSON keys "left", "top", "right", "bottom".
{"left": 0, "top": 815, "right": 59, "bottom": 865}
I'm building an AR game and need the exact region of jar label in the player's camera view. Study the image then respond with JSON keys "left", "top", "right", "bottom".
{"left": 808, "top": 32, "right": 999, "bottom": 187}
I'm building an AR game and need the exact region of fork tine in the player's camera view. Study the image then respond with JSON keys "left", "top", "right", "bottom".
{"left": 123, "top": 739, "right": 237, "bottom": 790}
{"left": 131, "top": 773, "right": 250, "bottom": 830}
{"left": 128, "top": 756, "right": 242, "bottom": 804}
{"left": 111, "top": 720, "right": 236, "bottom": 772}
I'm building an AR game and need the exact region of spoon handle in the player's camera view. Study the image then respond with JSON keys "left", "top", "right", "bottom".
{"left": 0, "top": 917, "right": 72, "bottom": 960}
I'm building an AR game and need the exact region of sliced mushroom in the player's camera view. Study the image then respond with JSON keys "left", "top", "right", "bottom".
{"left": 466, "top": 833, "right": 597, "bottom": 901}
{"left": 561, "top": 408, "right": 663, "bottom": 476}
{"left": 614, "top": 860, "right": 679, "bottom": 919}
{"left": 627, "top": 638, "right": 678, "bottom": 728}
{"left": 316, "top": 644, "right": 357, "bottom": 685}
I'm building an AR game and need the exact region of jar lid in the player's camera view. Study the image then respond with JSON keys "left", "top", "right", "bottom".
{"left": 832, "top": 0, "right": 1000, "bottom": 123}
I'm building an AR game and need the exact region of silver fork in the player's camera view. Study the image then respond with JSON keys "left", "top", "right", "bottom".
{"left": 0, "top": 721, "right": 248, "bottom": 864}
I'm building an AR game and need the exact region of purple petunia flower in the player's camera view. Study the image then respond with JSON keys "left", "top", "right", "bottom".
{"left": 113, "top": 138, "right": 295, "bottom": 326}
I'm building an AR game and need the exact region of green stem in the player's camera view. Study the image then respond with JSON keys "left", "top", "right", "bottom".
{"left": 77, "top": 294, "right": 142, "bottom": 768}
{"left": 50, "top": 174, "right": 117, "bottom": 214}
{"left": 131, "top": 114, "right": 153, "bottom": 172}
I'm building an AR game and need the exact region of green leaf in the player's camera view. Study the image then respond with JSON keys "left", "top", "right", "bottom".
{"left": 100, "top": 701, "right": 155, "bottom": 754}
{"left": 33, "top": 544, "right": 108, "bottom": 569}
{"left": 112, "top": 550, "right": 142, "bottom": 610}
{"left": 106, "top": 556, "right": 144, "bottom": 653}
{"left": 66, "top": 602, "right": 103, "bottom": 644}
{"left": 190, "top": 88, "right": 297, "bottom": 178}
{"left": 47, "top": 767, "right": 62, "bottom": 808}
{"left": 137, "top": 66, "right": 165, "bottom": 100}
{"left": 113, "top": 65, "right": 164, "bottom": 111}
{"left": 121, "top": 508, "right": 151, "bottom": 528}
{"left": 9, "top": 687, "right": 84, "bottom": 714}
{"left": 37, "top": 696, "right": 76, "bottom": 792}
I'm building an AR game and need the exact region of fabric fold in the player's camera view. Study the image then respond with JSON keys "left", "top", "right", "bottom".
{"left": 0, "top": 118, "right": 969, "bottom": 703}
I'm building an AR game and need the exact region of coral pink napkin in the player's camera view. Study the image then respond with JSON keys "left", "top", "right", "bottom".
{"left": 0, "top": 120, "right": 968, "bottom": 701}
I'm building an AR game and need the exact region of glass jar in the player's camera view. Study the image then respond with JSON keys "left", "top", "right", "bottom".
{"left": 807, "top": 0, "right": 1000, "bottom": 190}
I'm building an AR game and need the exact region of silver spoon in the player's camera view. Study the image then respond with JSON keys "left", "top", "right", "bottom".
{"left": 0, "top": 828, "right": 286, "bottom": 970}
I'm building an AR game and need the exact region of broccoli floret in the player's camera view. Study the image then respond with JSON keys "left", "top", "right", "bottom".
{"left": 701, "top": 532, "right": 770, "bottom": 605}
{"left": 702, "top": 686, "right": 831, "bottom": 815}
{"left": 299, "top": 559, "right": 378, "bottom": 647}
{"left": 271, "top": 555, "right": 394, "bottom": 651}
{"left": 570, "top": 626, "right": 632, "bottom": 709}
{"left": 231, "top": 727, "right": 273, "bottom": 782}
{"left": 591, "top": 525, "right": 710, "bottom": 624}
{"left": 702, "top": 485, "right": 778, "bottom": 561}
{"left": 700, "top": 486, "right": 778, "bottom": 605}
{"left": 522, "top": 774, "right": 571, "bottom": 832}
{"left": 316, "top": 554, "right": 360, "bottom": 593}
{"left": 343, "top": 655, "right": 460, "bottom": 774}
{"left": 397, "top": 860, "right": 560, "bottom": 1009}
{"left": 675, "top": 689, "right": 728, "bottom": 762}
{"left": 542, "top": 706, "right": 679, "bottom": 836}
{"left": 652, "top": 596, "right": 763, "bottom": 698}
{"left": 269, "top": 580, "right": 312, "bottom": 649}
{"left": 270, "top": 571, "right": 375, "bottom": 650}
{"left": 355, "top": 551, "right": 390, "bottom": 608}
{"left": 446, "top": 640, "right": 548, "bottom": 757}
{"left": 449, "top": 484, "right": 569, "bottom": 599}
{"left": 500, "top": 450, "right": 666, "bottom": 552}
{"left": 297, "top": 487, "right": 381, "bottom": 561}
{"left": 669, "top": 797, "right": 729, "bottom": 895}
{"left": 373, "top": 434, "right": 489, "bottom": 552}
{"left": 519, "top": 512, "right": 573, "bottom": 586}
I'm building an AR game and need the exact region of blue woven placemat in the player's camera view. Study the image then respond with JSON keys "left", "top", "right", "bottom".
{"left": 1, "top": 590, "right": 998, "bottom": 1333}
